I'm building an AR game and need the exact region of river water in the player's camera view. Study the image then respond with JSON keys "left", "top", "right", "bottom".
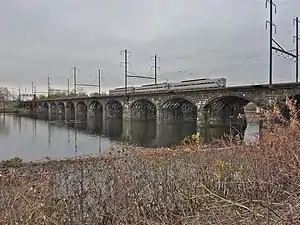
{"left": 0, "top": 114, "right": 259, "bottom": 162}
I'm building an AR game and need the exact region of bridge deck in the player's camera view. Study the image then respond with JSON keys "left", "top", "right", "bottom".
{"left": 25, "top": 82, "right": 300, "bottom": 103}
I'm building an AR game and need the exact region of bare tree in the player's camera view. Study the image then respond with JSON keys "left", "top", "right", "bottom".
{"left": 69, "top": 87, "right": 88, "bottom": 97}
{"left": 0, "top": 87, "right": 12, "bottom": 109}
{"left": 38, "top": 94, "right": 48, "bottom": 100}
{"left": 48, "top": 89, "right": 67, "bottom": 99}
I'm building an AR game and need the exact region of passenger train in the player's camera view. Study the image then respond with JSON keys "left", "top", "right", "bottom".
{"left": 108, "top": 78, "right": 227, "bottom": 95}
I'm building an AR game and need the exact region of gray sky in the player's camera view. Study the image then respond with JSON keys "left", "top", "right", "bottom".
{"left": 0, "top": 0, "right": 299, "bottom": 94}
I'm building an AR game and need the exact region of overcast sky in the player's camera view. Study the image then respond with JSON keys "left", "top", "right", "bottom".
{"left": 1, "top": 0, "right": 300, "bottom": 94}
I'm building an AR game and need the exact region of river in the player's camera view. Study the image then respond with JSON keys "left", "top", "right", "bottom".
{"left": 0, "top": 114, "right": 259, "bottom": 161}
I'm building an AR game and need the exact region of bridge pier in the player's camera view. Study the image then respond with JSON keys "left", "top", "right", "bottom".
{"left": 57, "top": 103, "right": 65, "bottom": 120}
{"left": 47, "top": 103, "right": 59, "bottom": 121}
{"left": 48, "top": 107, "right": 52, "bottom": 120}
{"left": 156, "top": 108, "right": 163, "bottom": 123}
{"left": 65, "top": 107, "right": 71, "bottom": 121}
{"left": 196, "top": 106, "right": 207, "bottom": 126}
{"left": 75, "top": 102, "right": 88, "bottom": 122}
{"left": 122, "top": 102, "right": 131, "bottom": 121}
{"left": 48, "top": 107, "right": 58, "bottom": 121}
{"left": 74, "top": 108, "right": 79, "bottom": 122}
{"left": 87, "top": 108, "right": 95, "bottom": 120}
{"left": 31, "top": 104, "right": 39, "bottom": 118}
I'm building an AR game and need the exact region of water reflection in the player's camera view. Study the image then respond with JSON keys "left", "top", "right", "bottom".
{"left": 130, "top": 120, "right": 157, "bottom": 145}
{"left": 103, "top": 119, "right": 123, "bottom": 141}
{"left": 200, "top": 124, "right": 248, "bottom": 143}
{"left": 0, "top": 114, "right": 260, "bottom": 161}
{"left": 37, "top": 116, "right": 256, "bottom": 147}
{"left": 156, "top": 122, "right": 197, "bottom": 147}
{"left": 0, "top": 114, "right": 9, "bottom": 136}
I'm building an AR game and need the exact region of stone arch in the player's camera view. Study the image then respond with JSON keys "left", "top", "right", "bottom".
{"left": 50, "top": 101, "right": 57, "bottom": 109}
{"left": 66, "top": 101, "right": 75, "bottom": 109}
{"left": 203, "top": 95, "right": 251, "bottom": 125}
{"left": 161, "top": 97, "right": 197, "bottom": 122}
{"left": 42, "top": 102, "right": 48, "bottom": 108}
{"left": 203, "top": 93, "right": 257, "bottom": 108}
{"left": 57, "top": 102, "right": 66, "bottom": 117}
{"left": 37, "top": 103, "right": 43, "bottom": 110}
{"left": 32, "top": 103, "right": 38, "bottom": 112}
{"left": 66, "top": 101, "right": 75, "bottom": 121}
{"left": 130, "top": 99, "right": 156, "bottom": 120}
{"left": 88, "top": 101, "right": 103, "bottom": 119}
{"left": 42, "top": 102, "right": 49, "bottom": 114}
{"left": 76, "top": 101, "right": 88, "bottom": 121}
{"left": 46, "top": 102, "right": 58, "bottom": 120}
{"left": 76, "top": 101, "right": 87, "bottom": 110}
{"left": 105, "top": 100, "right": 123, "bottom": 119}
{"left": 89, "top": 101, "right": 103, "bottom": 111}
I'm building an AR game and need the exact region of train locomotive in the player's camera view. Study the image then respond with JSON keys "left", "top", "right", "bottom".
{"left": 108, "top": 78, "right": 227, "bottom": 95}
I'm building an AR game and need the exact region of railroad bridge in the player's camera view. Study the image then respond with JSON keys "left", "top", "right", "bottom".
{"left": 24, "top": 83, "right": 300, "bottom": 125}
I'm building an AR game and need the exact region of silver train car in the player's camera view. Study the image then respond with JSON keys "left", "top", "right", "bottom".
{"left": 108, "top": 78, "right": 227, "bottom": 95}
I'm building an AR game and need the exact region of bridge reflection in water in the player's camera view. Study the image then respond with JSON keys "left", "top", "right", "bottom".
{"left": 0, "top": 114, "right": 259, "bottom": 161}
{"left": 36, "top": 113, "right": 257, "bottom": 148}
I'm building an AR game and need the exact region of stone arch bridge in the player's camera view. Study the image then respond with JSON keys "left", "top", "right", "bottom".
{"left": 24, "top": 83, "right": 300, "bottom": 125}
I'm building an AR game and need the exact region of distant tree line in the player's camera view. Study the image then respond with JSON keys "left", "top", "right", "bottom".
{"left": 0, "top": 87, "right": 12, "bottom": 101}
{"left": 36, "top": 87, "right": 107, "bottom": 100}
{"left": 0, "top": 86, "right": 107, "bottom": 102}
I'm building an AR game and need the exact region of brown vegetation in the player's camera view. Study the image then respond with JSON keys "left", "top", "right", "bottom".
{"left": 1, "top": 101, "right": 300, "bottom": 224}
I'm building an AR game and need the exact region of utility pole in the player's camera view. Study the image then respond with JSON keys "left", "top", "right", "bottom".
{"left": 151, "top": 54, "right": 160, "bottom": 84}
{"left": 265, "top": 0, "right": 277, "bottom": 85}
{"left": 18, "top": 85, "right": 21, "bottom": 101}
{"left": 47, "top": 76, "right": 51, "bottom": 97}
{"left": 124, "top": 49, "right": 128, "bottom": 96}
{"left": 121, "top": 50, "right": 156, "bottom": 95}
{"left": 265, "top": 1, "right": 299, "bottom": 85}
{"left": 31, "top": 81, "right": 36, "bottom": 96}
{"left": 98, "top": 69, "right": 101, "bottom": 94}
{"left": 67, "top": 77, "right": 70, "bottom": 95}
{"left": 73, "top": 66, "right": 77, "bottom": 96}
{"left": 154, "top": 55, "right": 157, "bottom": 84}
{"left": 269, "top": 0, "right": 274, "bottom": 85}
{"left": 294, "top": 17, "right": 300, "bottom": 83}
{"left": 73, "top": 68, "right": 100, "bottom": 95}
{"left": 121, "top": 49, "right": 131, "bottom": 96}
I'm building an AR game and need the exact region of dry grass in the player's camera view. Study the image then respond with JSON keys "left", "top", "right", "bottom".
{"left": 1, "top": 102, "right": 300, "bottom": 224}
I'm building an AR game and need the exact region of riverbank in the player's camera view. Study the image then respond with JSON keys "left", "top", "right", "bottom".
{"left": 0, "top": 108, "right": 30, "bottom": 115}
{"left": 0, "top": 109, "right": 19, "bottom": 113}
{"left": 1, "top": 115, "right": 299, "bottom": 224}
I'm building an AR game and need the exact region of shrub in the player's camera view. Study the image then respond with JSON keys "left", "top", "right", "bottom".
{"left": 1, "top": 102, "right": 300, "bottom": 224}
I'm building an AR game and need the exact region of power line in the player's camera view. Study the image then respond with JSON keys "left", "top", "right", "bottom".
{"left": 121, "top": 49, "right": 160, "bottom": 96}
{"left": 98, "top": 69, "right": 101, "bottom": 94}
{"left": 67, "top": 77, "right": 70, "bottom": 95}
{"left": 151, "top": 54, "right": 160, "bottom": 84}
{"left": 121, "top": 49, "right": 131, "bottom": 96}
{"left": 47, "top": 76, "right": 51, "bottom": 97}
{"left": 73, "top": 67, "right": 101, "bottom": 95}
{"left": 73, "top": 66, "right": 77, "bottom": 96}
{"left": 265, "top": 0, "right": 299, "bottom": 84}
{"left": 31, "top": 81, "right": 37, "bottom": 98}
{"left": 265, "top": 0, "right": 277, "bottom": 85}
{"left": 293, "top": 17, "right": 300, "bottom": 83}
